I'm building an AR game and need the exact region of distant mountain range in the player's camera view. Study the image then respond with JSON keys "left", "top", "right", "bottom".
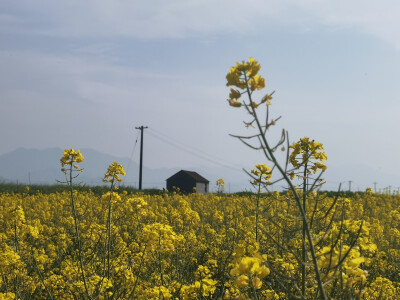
{"left": 0, "top": 148, "right": 397, "bottom": 193}
{"left": 0, "top": 147, "right": 175, "bottom": 189}
{"left": 0, "top": 147, "right": 251, "bottom": 192}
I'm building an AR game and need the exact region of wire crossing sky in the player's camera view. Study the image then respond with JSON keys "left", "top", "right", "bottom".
{"left": 1, "top": 0, "right": 400, "bottom": 190}
{"left": 147, "top": 128, "right": 243, "bottom": 172}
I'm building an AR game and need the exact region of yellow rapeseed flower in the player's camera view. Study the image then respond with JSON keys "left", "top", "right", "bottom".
{"left": 226, "top": 58, "right": 264, "bottom": 91}
{"left": 216, "top": 178, "right": 225, "bottom": 192}
{"left": 229, "top": 88, "right": 241, "bottom": 100}
{"left": 252, "top": 277, "right": 263, "bottom": 289}
{"left": 103, "top": 161, "right": 126, "bottom": 184}
{"left": 249, "top": 75, "right": 266, "bottom": 91}
{"left": 235, "top": 275, "right": 249, "bottom": 288}
{"left": 228, "top": 99, "right": 242, "bottom": 108}
{"left": 289, "top": 137, "right": 327, "bottom": 176}
{"left": 251, "top": 163, "right": 272, "bottom": 185}
{"left": 60, "top": 149, "right": 84, "bottom": 172}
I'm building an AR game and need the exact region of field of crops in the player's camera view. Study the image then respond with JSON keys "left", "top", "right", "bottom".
{"left": 2, "top": 58, "right": 399, "bottom": 299}
{"left": 1, "top": 183, "right": 400, "bottom": 299}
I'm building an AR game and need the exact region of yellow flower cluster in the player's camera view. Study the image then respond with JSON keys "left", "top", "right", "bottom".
{"left": 289, "top": 137, "right": 327, "bottom": 179}
{"left": 140, "top": 222, "right": 184, "bottom": 253}
{"left": 1, "top": 180, "right": 400, "bottom": 298}
{"left": 103, "top": 161, "right": 126, "bottom": 184}
{"left": 318, "top": 245, "right": 368, "bottom": 285}
{"left": 60, "top": 149, "right": 84, "bottom": 172}
{"left": 251, "top": 163, "right": 272, "bottom": 186}
{"left": 226, "top": 57, "right": 267, "bottom": 108}
{"left": 101, "top": 191, "right": 121, "bottom": 205}
{"left": 216, "top": 178, "right": 225, "bottom": 192}
{"left": 223, "top": 242, "right": 270, "bottom": 298}
{"left": 230, "top": 256, "right": 270, "bottom": 289}
{"left": 363, "top": 276, "right": 400, "bottom": 299}
{"left": 180, "top": 265, "right": 218, "bottom": 298}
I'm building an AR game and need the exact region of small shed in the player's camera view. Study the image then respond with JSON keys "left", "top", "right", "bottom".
{"left": 166, "top": 170, "right": 209, "bottom": 194}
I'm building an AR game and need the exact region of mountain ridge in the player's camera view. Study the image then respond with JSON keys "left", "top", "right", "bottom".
{"left": 0, "top": 147, "right": 397, "bottom": 192}
{"left": 0, "top": 147, "right": 176, "bottom": 188}
{"left": 0, "top": 147, "right": 248, "bottom": 191}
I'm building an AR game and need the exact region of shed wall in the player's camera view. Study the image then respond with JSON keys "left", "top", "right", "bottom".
{"left": 196, "top": 182, "right": 208, "bottom": 195}
{"left": 167, "top": 176, "right": 196, "bottom": 193}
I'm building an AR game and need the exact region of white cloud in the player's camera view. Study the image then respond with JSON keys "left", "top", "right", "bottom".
{"left": 0, "top": 49, "right": 177, "bottom": 105}
{"left": 0, "top": 0, "right": 299, "bottom": 38}
{"left": 0, "top": 48, "right": 234, "bottom": 160}
{"left": 1, "top": 0, "right": 400, "bottom": 177}
{"left": 297, "top": 0, "right": 400, "bottom": 49}
{"left": 2, "top": 0, "right": 400, "bottom": 48}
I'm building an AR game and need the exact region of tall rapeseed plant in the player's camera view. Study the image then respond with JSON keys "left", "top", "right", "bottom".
{"left": 102, "top": 162, "right": 126, "bottom": 281}
{"left": 60, "top": 149, "right": 91, "bottom": 299}
{"left": 225, "top": 58, "right": 362, "bottom": 299}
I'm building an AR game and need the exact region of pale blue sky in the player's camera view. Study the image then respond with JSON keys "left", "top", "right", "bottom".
{"left": 1, "top": 0, "right": 400, "bottom": 190}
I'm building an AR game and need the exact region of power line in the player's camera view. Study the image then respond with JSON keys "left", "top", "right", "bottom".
{"left": 148, "top": 128, "right": 243, "bottom": 171}
{"left": 135, "top": 126, "right": 148, "bottom": 190}
{"left": 125, "top": 130, "right": 140, "bottom": 177}
{"left": 149, "top": 128, "right": 237, "bottom": 165}
{"left": 146, "top": 129, "right": 242, "bottom": 172}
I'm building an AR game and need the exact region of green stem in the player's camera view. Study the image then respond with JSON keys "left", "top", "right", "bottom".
{"left": 69, "top": 165, "right": 91, "bottom": 299}
{"left": 255, "top": 180, "right": 261, "bottom": 242}
{"left": 105, "top": 175, "right": 115, "bottom": 300}
{"left": 302, "top": 161, "right": 308, "bottom": 298}
{"left": 128, "top": 244, "right": 147, "bottom": 299}
{"left": 243, "top": 73, "right": 327, "bottom": 300}
{"left": 107, "top": 181, "right": 114, "bottom": 280}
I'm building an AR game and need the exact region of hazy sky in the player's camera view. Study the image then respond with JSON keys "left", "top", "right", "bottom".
{"left": 1, "top": 0, "right": 400, "bottom": 190}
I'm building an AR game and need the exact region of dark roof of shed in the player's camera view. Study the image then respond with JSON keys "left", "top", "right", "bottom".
{"left": 167, "top": 170, "right": 209, "bottom": 183}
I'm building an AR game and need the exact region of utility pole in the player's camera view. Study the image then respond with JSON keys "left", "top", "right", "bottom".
{"left": 348, "top": 180, "right": 352, "bottom": 192}
{"left": 135, "top": 126, "right": 148, "bottom": 190}
{"left": 373, "top": 182, "right": 377, "bottom": 193}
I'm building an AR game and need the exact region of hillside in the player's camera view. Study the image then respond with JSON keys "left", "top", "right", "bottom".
{"left": 0, "top": 148, "right": 250, "bottom": 191}
{"left": 0, "top": 147, "right": 178, "bottom": 189}
{"left": 0, "top": 147, "right": 397, "bottom": 192}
